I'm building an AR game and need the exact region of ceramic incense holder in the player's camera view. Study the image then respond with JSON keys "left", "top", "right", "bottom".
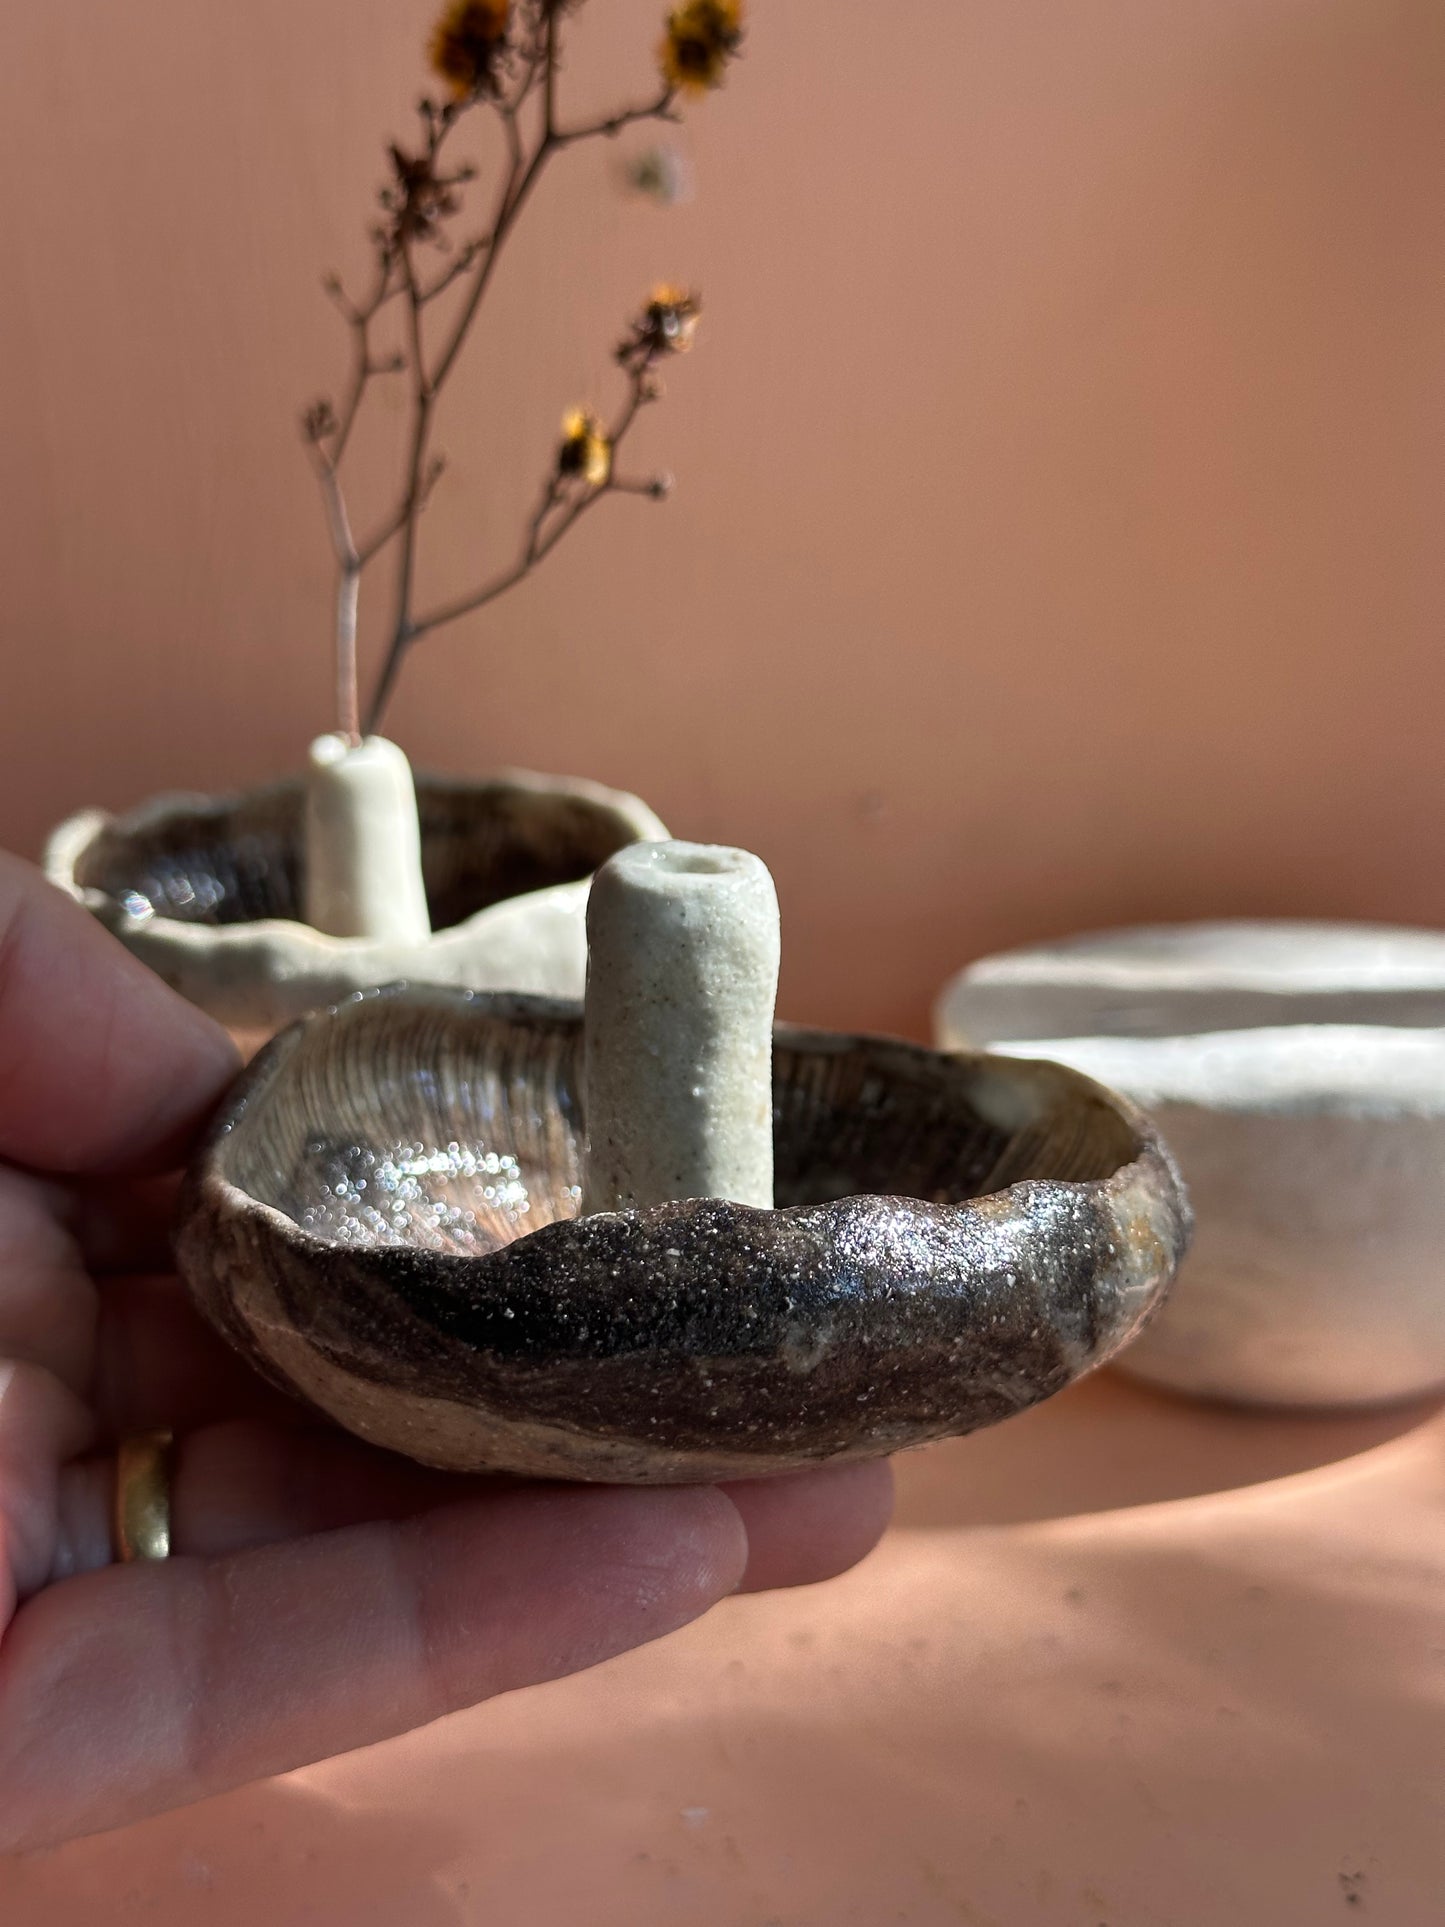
{"left": 938, "top": 920, "right": 1445, "bottom": 1410}
{"left": 48, "top": 762, "right": 665, "bottom": 1030}
{"left": 176, "top": 845, "right": 1188, "bottom": 1482}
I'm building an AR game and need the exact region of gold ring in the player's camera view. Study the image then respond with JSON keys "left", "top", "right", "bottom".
{"left": 113, "top": 1430, "right": 174, "bottom": 1563}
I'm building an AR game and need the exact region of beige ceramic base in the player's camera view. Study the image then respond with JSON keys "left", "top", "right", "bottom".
{"left": 46, "top": 767, "right": 666, "bottom": 1031}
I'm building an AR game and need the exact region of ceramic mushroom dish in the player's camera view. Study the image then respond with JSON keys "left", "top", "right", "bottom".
{"left": 47, "top": 761, "right": 665, "bottom": 1032}
{"left": 175, "top": 844, "right": 1190, "bottom": 1482}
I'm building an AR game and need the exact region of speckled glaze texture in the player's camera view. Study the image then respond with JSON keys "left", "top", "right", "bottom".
{"left": 45, "top": 769, "right": 666, "bottom": 1027}
{"left": 175, "top": 987, "right": 1191, "bottom": 1481}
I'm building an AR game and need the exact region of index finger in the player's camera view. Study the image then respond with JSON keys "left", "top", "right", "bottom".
{"left": 0, "top": 852, "right": 238, "bottom": 1175}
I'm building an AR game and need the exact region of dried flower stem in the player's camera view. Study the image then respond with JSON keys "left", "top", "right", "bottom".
{"left": 314, "top": 462, "right": 362, "bottom": 744}
{"left": 367, "top": 356, "right": 663, "bottom": 727}
{"left": 306, "top": 6, "right": 684, "bottom": 740}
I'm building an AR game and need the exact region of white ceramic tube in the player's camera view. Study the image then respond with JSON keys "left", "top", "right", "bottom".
{"left": 303, "top": 734, "right": 432, "bottom": 943}
{"left": 582, "top": 841, "right": 781, "bottom": 1213}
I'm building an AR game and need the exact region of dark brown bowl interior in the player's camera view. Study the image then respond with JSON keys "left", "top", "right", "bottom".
{"left": 74, "top": 776, "right": 646, "bottom": 934}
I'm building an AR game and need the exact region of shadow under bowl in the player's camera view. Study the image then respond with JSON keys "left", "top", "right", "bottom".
{"left": 176, "top": 988, "right": 1191, "bottom": 1482}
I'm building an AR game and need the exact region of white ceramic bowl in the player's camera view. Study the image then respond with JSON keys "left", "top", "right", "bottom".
{"left": 937, "top": 921, "right": 1445, "bottom": 1409}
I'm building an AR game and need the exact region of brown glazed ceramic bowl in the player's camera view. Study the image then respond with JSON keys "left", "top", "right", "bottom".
{"left": 175, "top": 988, "right": 1191, "bottom": 1482}
{"left": 46, "top": 769, "right": 666, "bottom": 1029}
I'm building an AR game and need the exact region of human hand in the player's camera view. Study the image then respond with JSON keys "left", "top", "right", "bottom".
{"left": 0, "top": 852, "right": 892, "bottom": 1851}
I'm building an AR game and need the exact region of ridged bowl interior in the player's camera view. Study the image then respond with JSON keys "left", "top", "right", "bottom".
{"left": 221, "top": 993, "right": 1144, "bottom": 1256}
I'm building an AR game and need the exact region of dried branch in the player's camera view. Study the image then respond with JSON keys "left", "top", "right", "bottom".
{"left": 305, "top": 448, "right": 363, "bottom": 744}
{"left": 417, "top": 238, "right": 489, "bottom": 302}
{"left": 302, "top": 0, "right": 743, "bottom": 741}
{"left": 364, "top": 357, "right": 668, "bottom": 732}
{"left": 553, "top": 87, "right": 677, "bottom": 148}
{"left": 323, "top": 250, "right": 404, "bottom": 466}
{"left": 356, "top": 455, "right": 446, "bottom": 568}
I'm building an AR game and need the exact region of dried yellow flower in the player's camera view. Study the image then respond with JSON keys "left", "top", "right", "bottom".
{"left": 429, "top": 0, "right": 512, "bottom": 100}
{"left": 558, "top": 409, "right": 612, "bottom": 487}
{"left": 619, "top": 285, "right": 702, "bottom": 368}
{"left": 646, "top": 285, "right": 701, "bottom": 352}
{"left": 658, "top": 0, "right": 744, "bottom": 97}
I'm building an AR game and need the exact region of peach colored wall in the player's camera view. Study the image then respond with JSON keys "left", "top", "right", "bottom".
{"left": 2, "top": 0, "right": 1443, "bottom": 1037}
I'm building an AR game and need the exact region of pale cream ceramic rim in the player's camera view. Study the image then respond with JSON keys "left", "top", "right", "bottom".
{"left": 46, "top": 768, "right": 667, "bottom": 1029}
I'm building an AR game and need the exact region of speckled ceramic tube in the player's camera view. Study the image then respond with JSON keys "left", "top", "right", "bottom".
{"left": 582, "top": 841, "right": 780, "bottom": 1214}
{"left": 303, "top": 734, "right": 431, "bottom": 943}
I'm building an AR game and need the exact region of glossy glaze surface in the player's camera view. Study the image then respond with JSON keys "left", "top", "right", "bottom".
{"left": 177, "top": 989, "right": 1190, "bottom": 1480}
